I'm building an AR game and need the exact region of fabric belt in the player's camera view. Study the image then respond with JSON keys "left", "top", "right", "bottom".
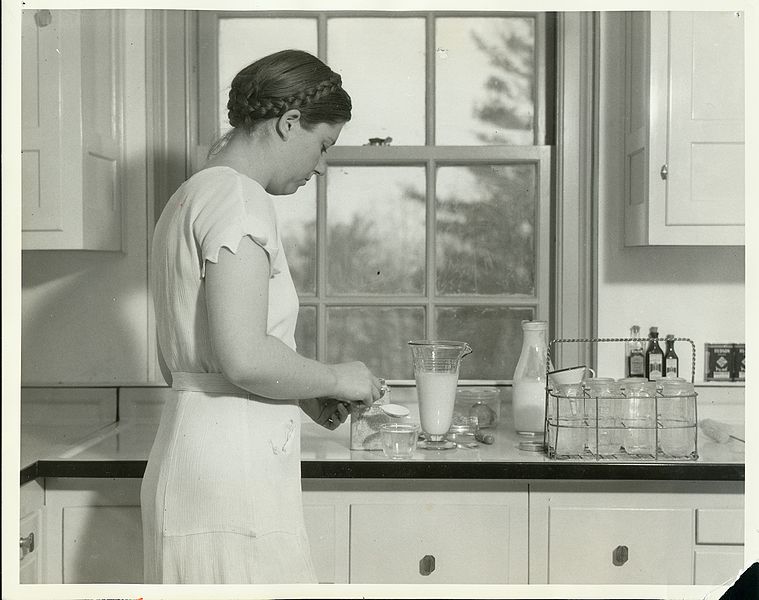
{"left": 171, "top": 372, "right": 248, "bottom": 395}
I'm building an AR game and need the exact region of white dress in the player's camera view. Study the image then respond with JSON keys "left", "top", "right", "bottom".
{"left": 141, "top": 166, "right": 317, "bottom": 584}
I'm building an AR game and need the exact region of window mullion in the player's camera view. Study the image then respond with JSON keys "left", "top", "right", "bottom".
{"left": 317, "top": 168, "right": 327, "bottom": 362}
{"left": 316, "top": 14, "right": 328, "bottom": 362}
{"left": 426, "top": 158, "right": 436, "bottom": 339}
{"left": 426, "top": 13, "right": 435, "bottom": 147}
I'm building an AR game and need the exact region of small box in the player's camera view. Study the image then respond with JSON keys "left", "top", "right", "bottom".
{"left": 349, "top": 403, "right": 396, "bottom": 450}
{"left": 349, "top": 388, "right": 410, "bottom": 450}
{"left": 705, "top": 344, "right": 733, "bottom": 381}
{"left": 732, "top": 343, "right": 745, "bottom": 382}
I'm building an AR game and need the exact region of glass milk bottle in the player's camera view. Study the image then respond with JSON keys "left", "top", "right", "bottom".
{"left": 512, "top": 320, "right": 549, "bottom": 435}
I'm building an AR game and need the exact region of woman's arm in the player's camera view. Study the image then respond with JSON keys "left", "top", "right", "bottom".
{"left": 205, "top": 237, "right": 381, "bottom": 405}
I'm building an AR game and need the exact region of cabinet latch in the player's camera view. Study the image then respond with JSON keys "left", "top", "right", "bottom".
{"left": 419, "top": 554, "right": 436, "bottom": 576}
{"left": 34, "top": 10, "right": 53, "bottom": 28}
{"left": 19, "top": 532, "right": 35, "bottom": 558}
{"left": 612, "top": 544, "right": 629, "bottom": 566}
{"left": 660, "top": 164, "right": 668, "bottom": 180}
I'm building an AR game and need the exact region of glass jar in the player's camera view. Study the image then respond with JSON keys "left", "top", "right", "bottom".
{"left": 657, "top": 378, "right": 696, "bottom": 457}
{"left": 620, "top": 380, "right": 658, "bottom": 455}
{"left": 548, "top": 383, "right": 586, "bottom": 456}
{"left": 455, "top": 386, "right": 500, "bottom": 428}
{"left": 583, "top": 378, "right": 622, "bottom": 456}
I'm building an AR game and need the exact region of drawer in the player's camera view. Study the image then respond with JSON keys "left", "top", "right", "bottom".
{"left": 20, "top": 509, "right": 42, "bottom": 584}
{"left": 694, "top": 548, "right": 745, "bottom": 585}
{"left": 349, "top": 503, "right": 511, "bottom": 584}
{"left": 547, "top": 507, "right": 693, "bottom": 584}
{"left": 696, "top": 509, "right": 744, "bottom": 545}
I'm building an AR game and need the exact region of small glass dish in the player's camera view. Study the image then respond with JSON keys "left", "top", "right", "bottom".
{"left": 380, "top": 423, "right": 419, "bottom": 459}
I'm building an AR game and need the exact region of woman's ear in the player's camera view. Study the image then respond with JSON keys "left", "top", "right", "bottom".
{"left": 276, "top": 109, "right": 302, "bottom": 140}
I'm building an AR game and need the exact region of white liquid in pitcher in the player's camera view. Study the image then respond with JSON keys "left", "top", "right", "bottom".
{"left": 513, "top": 380, "right": 546, "bottom": 435}
{"left": 416, "top": 372, "right": 458, "bottom": 435}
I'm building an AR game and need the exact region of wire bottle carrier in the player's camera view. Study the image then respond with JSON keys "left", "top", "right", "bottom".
{"left": 543, "top": 337, "right": 698, "bottom": 461}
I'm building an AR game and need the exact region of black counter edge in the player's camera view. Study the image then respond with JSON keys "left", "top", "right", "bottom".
{"left": 20, "top": 459, "right": 744, "bottom": 483}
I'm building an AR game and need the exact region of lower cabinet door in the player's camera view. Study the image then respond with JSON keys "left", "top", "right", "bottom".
{"left": 20, "top": 509, "right": 43, "bottom": 584}
{"left": 303, "top": 504, "right": 339, "bottom": 583}
{"left": 44, "top": 478, "right": 143, "bottom": 584}
{"left": 694, "top": 548, "right": 746, "bottom": 585}
{"left": 546, "top": 507, "right": 693, "bottom": 584}
{"left": 349, "top": 503, "right": 512, "bottom": 584}
{"left": 62, "top": 505, "right": 143, "bottom": 583}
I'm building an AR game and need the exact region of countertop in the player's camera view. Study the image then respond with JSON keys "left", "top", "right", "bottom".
{"left": 20, "top": 390, "right": 745, "bottom": 484}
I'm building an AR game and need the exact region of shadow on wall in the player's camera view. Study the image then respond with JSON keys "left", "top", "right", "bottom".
{"left": 20, "top": 154, "right": 154, "bottom": 384}
{"left": 21, "top": 251, "right": 148, "bottom": 384}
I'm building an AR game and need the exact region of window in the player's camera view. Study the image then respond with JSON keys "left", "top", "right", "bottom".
{"left": 196, "top": 12, "right": 554, "bottom": 382}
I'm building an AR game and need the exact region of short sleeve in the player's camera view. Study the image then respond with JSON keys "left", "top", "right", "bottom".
{"left": 191, "top": 170, "right": 280, "bottom": 279}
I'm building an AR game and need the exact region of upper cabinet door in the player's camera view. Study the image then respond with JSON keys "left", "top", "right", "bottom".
{"left": 624, "top": 11, "right": 744, "bottom": 246}
{"left": 666, "top": 12, "right": 744, "bottom": 229}
{"left": 21, "top": 9, "right": 124, "bottom": 251}
{"left": 21, "top": 10, "right": 77, "bottom": 243}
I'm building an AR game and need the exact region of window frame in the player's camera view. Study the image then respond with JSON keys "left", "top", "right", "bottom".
{"left": 148, "top": 10, "right": 595, "bottom": 384}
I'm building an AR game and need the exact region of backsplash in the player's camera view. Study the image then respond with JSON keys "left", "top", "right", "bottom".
{"left": 20, "top": 383, "right": 745, "bottom": 426}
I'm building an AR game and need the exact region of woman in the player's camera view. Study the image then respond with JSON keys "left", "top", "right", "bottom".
{"left": 141, "top": 49, "right": 384, "bottom": 584}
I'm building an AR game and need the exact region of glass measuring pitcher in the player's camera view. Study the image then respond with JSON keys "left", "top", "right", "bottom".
{"left": 408, "top": 340, "right": 472, "bottom": 449}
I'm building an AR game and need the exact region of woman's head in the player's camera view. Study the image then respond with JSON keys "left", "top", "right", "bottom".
{"left": 227, "top": 49, "right": 352, "bottom": 132}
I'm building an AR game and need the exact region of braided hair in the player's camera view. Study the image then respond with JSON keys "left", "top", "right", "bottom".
{"left": 226, "top": 49, "right": 352, "bottom": 132}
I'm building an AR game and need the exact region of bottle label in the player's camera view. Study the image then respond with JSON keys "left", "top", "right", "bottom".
{"left": 648, "top": 355, "right": 663, "bottom": 379}
{"left": 629, "top": 354, "right": 645, "bottom": 377}
{"left": 665, "top": 357, "right": 678, "bottom": 377}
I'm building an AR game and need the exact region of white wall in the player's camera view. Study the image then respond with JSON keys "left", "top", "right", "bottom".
{"left": 595, "top": 13, "right": 745, "bottom": 383}
{"left": 20, "top": 13, "right": 155, "bottom": 385}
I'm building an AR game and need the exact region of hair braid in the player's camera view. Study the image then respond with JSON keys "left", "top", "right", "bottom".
{"left": 226, "top": 54, "right": 350, "bottom": 131}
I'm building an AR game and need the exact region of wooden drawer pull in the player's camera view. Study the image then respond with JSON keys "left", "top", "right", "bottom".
{"left": 419, "top": 554, "right": 436, "bottom": 576}
{"left": 612, "top": 545, "right": 629, "bottom": 566}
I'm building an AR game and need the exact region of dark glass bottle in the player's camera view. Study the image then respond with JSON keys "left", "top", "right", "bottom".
{"left": 645, "top": 326, "right": 664, "bottom": 381}
{"left": 664, "top": 334, "right": 679, "bottom": 378}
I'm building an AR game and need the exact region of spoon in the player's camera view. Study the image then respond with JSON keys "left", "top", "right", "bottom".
{"left": 380, "top": 403, "right": 410, "bottom": 417}
{"left": 456, "top": 442, "right": 479, "bottom": 449}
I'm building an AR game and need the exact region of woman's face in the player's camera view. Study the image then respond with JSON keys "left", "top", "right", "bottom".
{"left": 270, "top": 119, "right": 344, "bottom": 195}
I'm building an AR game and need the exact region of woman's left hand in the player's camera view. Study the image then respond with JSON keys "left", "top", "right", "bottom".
{"left": 301, "top": 397, "right": 350, "bottom": 430}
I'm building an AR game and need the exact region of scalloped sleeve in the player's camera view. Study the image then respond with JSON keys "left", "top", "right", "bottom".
{"left": 192, "top": 172, "right": 280, "bottom": 279}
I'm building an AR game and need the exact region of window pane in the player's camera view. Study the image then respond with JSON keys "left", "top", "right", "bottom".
{"left": 327, "top": 167, "right": 426, "bottom": 295}
{"left": 295, "top": 306, "right": 316, "bottom": 360}
{"left": 326, "top": 307, "right": 425, "bottom": 379}
{"left": 217, "top": 18, "right": 317, "bottom": 134}
{"left": 436, "top": 164, "right": 537, "bottom": 295}
{"left": 436, "top": 306, "right": 534, "bottom": 380}
{"left": 274, "top": 184, "right": 316, "bottom": 295}
{"left": 328, "top": 18, "right": 425, "bottom": 146}
{"left": 436, "top": 17, "right": 535, "bottom": 145}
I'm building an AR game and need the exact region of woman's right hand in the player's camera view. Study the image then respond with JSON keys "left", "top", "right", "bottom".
{"left": 329, "top": 361, "right": 384, "bottom": 407}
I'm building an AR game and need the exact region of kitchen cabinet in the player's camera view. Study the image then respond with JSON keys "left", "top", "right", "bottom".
{"left": 303, "top": 502, "right": 348, "bottom": 583}
{"left": 528, "top": 480, "right": 745, "bottom": 585}
{"left": 43, "top": 478, "right": 143, "bottom": 583}
{"left": 350, "top": 503, "right": 515, "bottom": 584}
{"left": 623, "top": 11, "right": 744, "bottom": 246}
{"left": 693, "top": 508, "right": 746, "bottom": 585}
{"left": 20, "top": 480, "right": 45, "bottom": 584}
{"left": 21, "top": 9, "right": 125, "bottom": 250}
{"left": 303, "top": 479, "right": 529, "bottom": 585}
{"left": 32, "top": 474, "right": 744, "bottom": 586}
